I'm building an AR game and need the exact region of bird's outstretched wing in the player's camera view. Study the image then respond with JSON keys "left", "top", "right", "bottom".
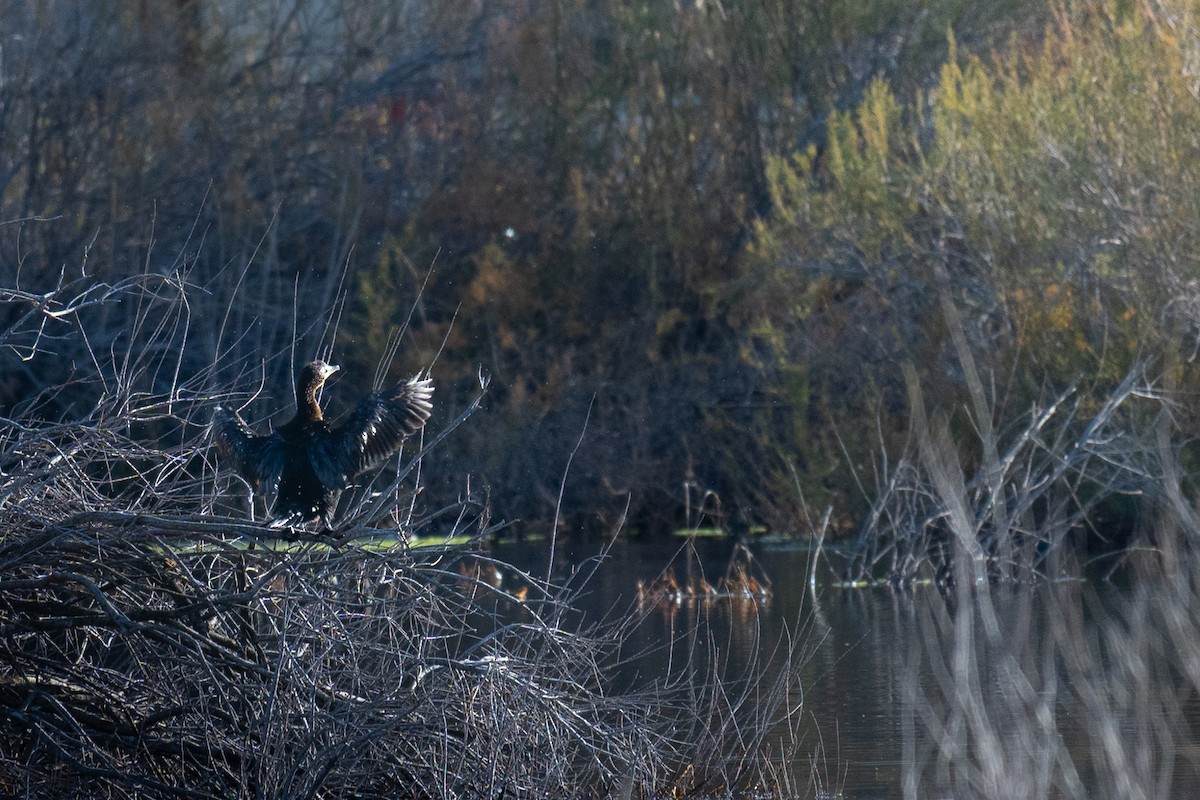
{"left": 212, "top": 407, "right": 286, "bottom": 502}
{"left": 312, "top": 375, "right": 433, "bottom": 487}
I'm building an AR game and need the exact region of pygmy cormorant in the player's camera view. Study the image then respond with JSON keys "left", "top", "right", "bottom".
{"left": 213, "top": 360, "right": 433, "bottom": 527}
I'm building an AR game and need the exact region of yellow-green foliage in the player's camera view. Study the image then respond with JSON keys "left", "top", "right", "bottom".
{"left": 757, "top": 82, "right": 915, "bottom": 271}
{"left": 749, "top": 0, "right": 1200, "bottom": 515}
{"left": 932, "top": 19, "right": 1200, "bottom": 287}
{"left": 760, "top": 1, "right": 1200, "bottom": 356}
{"left": 825, "top": 81, "right": 918, "bottom": 259}
{"left": 353, "top": 235, "right": 416, "bottom": 363}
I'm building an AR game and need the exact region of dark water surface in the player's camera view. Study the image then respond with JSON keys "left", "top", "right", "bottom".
{"left": 495, "top": 535, "right": 1200, "bottom": 799}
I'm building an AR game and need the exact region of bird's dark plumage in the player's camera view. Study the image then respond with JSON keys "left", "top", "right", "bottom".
{"left": 213, "top": 360, "right": 433, "bottom": 527}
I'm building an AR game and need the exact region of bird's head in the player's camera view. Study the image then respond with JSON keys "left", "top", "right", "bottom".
{"left": 297, "top": 360, "right": 341, "bottom": 415}
{"left": 299, "top": 360, "right": 341, "bottom": 389}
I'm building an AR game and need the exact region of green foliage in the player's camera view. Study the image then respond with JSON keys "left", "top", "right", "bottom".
{"left": 749, "top": 0, "right": 1200, "bottom": 520}
{"left": 351, "top": 235, "right": 418, "bottom": 365}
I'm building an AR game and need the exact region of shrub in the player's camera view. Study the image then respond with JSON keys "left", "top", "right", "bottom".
{"left": 745, "top": 0, "right": 1200, "bottom": 528}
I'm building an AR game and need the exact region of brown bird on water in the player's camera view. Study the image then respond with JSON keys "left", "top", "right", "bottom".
{"left": 213, "top": 360, "right": 433, "bottom": 527}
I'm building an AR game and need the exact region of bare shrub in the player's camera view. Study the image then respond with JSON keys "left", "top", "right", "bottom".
{"left": 840, "top": 362, "right": 1155, "bottom": 587}
{"left": 0, "top": 273, "right": 808, "bottom": 798}
{"left": 878, "top": 382, "right": 1200, "bottom": 798}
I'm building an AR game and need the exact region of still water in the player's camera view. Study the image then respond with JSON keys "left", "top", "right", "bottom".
{"left": 496, "top": 535, "right": 1200, "bottom": 799}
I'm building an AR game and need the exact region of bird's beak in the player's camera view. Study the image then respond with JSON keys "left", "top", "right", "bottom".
{"left": 326, "top": 364, "right": 341, "bottom": 380}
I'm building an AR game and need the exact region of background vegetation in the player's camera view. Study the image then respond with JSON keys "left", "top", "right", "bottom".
{"left": 3, "top": 0, "right": 1197, "bottom": 545}
{"left": 11, "top": 3, "right": 1200, "bottom": 797}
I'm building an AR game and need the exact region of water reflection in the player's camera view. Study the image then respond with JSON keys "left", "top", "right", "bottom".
{"left": 495, "top": 537, "right": 1200, "bottom": 799}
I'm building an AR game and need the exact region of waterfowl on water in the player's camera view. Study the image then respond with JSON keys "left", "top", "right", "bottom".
{"left": 212, "top": 360, "right": 433, "bottom": 527}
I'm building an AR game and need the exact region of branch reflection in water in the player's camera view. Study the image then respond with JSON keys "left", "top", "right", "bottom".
{"left": 500, "top": 536, "right": 1200, "bottom": 799}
